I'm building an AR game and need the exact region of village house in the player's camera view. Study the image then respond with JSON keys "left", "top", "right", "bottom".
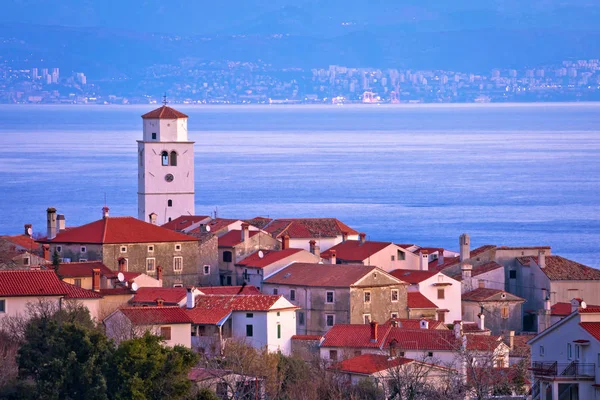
{"left": 188, "top": 218, "right": 261, "bottom": 237}
{"left": 406, "top": 292, "right": 439, "bottom": 320}
{"left": 391, "top": 269, "right": 462, "bottom": 323}
{"left": 188, "top": 367, "right": 266, "bottom": 400}
{"left": 42, "top": 207, "right": 208, "bottom": 287}
{"left": 320, "top": 234, "right": 420, "bottom": 271}
{"left": 130, "top": 286, "right": 203, "bottom": 306}
{"left": 104, "top": 306, "right": 193, "bottom": 347}
{"left": 161, "top": 215, "right": 212, "bottom": 233}
{"left": 235, "top": 248, "right": 320, "bottom": 289}
{"left": 461, "top": 287, "right": 525, "bottom": 335}
{"left": 528, "top": 306, "right": 600, "bottom": 400}
{"left": 262, "top": 263, "right": 408, "bottom": 335}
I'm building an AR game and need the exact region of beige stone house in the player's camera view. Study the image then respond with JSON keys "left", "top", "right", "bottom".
{"left": 461, "top": 288, "right": 525, "bottom": 335}
{"left": 262, "top": 263, "right": 408, "bottom": 335}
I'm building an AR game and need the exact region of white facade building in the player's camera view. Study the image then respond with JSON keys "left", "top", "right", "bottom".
{"left": 138, "top": 105, "right": 195, "bottom": 224}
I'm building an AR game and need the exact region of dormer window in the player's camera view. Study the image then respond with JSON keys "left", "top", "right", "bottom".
{"left": 161, "top": 151, "right": 169, "bottom": 166}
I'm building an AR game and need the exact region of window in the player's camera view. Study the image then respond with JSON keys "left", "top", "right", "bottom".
{"left": 226, "top": 276, "right": 232, "bottom": 285}
{"left": 496, "top": 358, "right": 505, "bottom": 368}
{"left": 509, "top": 270, "right": 517, "bottom": 279}
{"left": 277, "top": 312, "right": 280, "bottom": 316}
{"left": 437, "top": 310, "right": 446, "bottom": 323}
{"left": 329, "top": 350, "right": 338, "bottom": 361}
{"left": 246, "top": 313, "right": 253, "bottom": 318}
{"left": 152, "top": 132, "right": 157, "bottom": 140}
{"left": 364, "top": 291, "right": 371, "bottom": 303}
{"left": 575, "top": 345, "right": 581, "bottom": 360}
{"left": 161, "top": 151, "right": 169, "bottom": 166}
{"left": 567, "top": 343, "right": 572, "bottom": 359}
{"left": 478, "top": 280, "right": 485, "bottom": 288}
{"left": 391, "top": 312, "right": 399, "bottom": 319}
{"left": 539, "top": 346, "right": 545, "bottom": 356}
{"left": 78, "top": 258, "right": 87, "bottom": 262}
{"left": 397, "top": 250, "right": 405, "bottom": 261}
{"left": 173, "top": 256, "right": 183, "bottom": 272}
{"left": 363, "top": 314, "right": 371, "bottom": 324}
{"left": 148, "top": 245, "right": 154, "bottom": 252}
{"left": 120, "top": 246, "right": 127, "bottom": 253}
{"left": 391, "top": 289, "right": 399, "bottom": 302}
{"left": 277, "top": 324, "right": 281, "bottom": 339}
{"left": 223, "top": 251, "right": 232, "bottom": 262}
{"left": 298, "top": 312, "right": 305, "bottom": 326}
{"left": 326, "top": 314, "right": 335, "bottom": 327}
{"left": 80, "top": 246, "right": 87, "bottom": 253}
{"left": 56, "top": 246, "right": 62, "bottom": 253}
{"left": 290, "top": 289, "right": 296, "bottom": 301}
{"left": 391, "top": 255, "right": 395, "bottom": 261}
{"left": 326, "top": 291, "right": 334, "bottom": 304}
{"left": 203, "top": 265, "right": 210, "bottom": 275}
{"left": 273, "top": 289, "right": 278, "bottom": 295}
{"left": 167, "top": 199, "right": 173, "bottom": 207}
{"left": 427, "top": 352, "right": 434, "bottom": 357}
{"left": 246, "top": 325, "right": 253, "bottom": 337}
{"left": 160, "top": 326, "right": 171, "bottom": 340}
{"left": 173, "top": 284, "right": 183, "bottom": 288}
{"left": 23, "top": 257, "right": 30, "bottom": 266}
{"left": 437, "top": 288, "right": 445, "bottom": 299}
{"left": 501, "top": 307, "right": 509, "bottom": 319}
{"left": 74, "top": 279, "right": 82, "bottom": 287}
{"left": 146, "top": 258, "right": 156, "bottom": 272}
{"left": 174, "top": 244, "right": 181, "bottom": 251}
{"left": 170, "top": 151, "right": 177, "bottom": 166}
{"left": 0, "top": 299, "right": 5, "bottom": 313}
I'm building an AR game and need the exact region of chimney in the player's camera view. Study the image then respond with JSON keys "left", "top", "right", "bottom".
{"left": 459, "top": 233, "right": 470, "bottom": 262}
{"left": 508, "top": 331, "right": 515, "bottom": 350}
{"left": 102, "top": 206, "right": 109, "bottom": 219}
{"left": 24, "top": 224, "right": 32, "bottom": 237}
{"left": 186, "top": 287, "right": 196, "bottom": 309}
{"left": 571, "top": 298, "right": 582, "bottom": 314}
{"left": 57, "top": 214, "right": 65, "bottom": 231}
{"left": 477, "top": 312, "right": 485, "bottom": 331}
{"left": 538, "top": 249, "right": 546, "bottom": 269}
{"left": 281, "top": 234, "right": 290, "bottom": 250}
{"left": 118, "top": 257, "right": 127, "bottom": 272}
{"left": 453, "top": 321, "right": 464, "bottom": 339}
{"left": 342, "top": 231, "right": 348, "bottom": 242}
{"left": 42, "top": 244, "right": 50, "bottom": 260}
{"left": 461, "top": 263, "right": 472, "bottom": 280}
{"left": 241, "top": 223, "right": 249, "bottom": 242}
{"left": 156, "top": 298, "right": 164, "bottom": 307}
{"left": 419, "top": 250, "right": 429, "bottom": 271}
{"left": 46, "top": 207, "right": 57, "bottom": 240}
{"left": 370, "top": 321, "right": 378, "bottom": 342}
{"left": 149, "top": 212, "right": 157, "bottom": 225}
{"left": 309, "top": 240, "right": 320, "bottom": 258}
{"left": 92, "top": 268, "right": 101, "bottom": 292}
{"left": 438, "top": 248, "right": 444, "bottom": 264}
{"left": 420, "top": 318, "right": 429, "bottom": 329}
{"left": 329, "top": 250, "right": 337, "bottom": 265}
{"left": 157, "top": 265, "right": 163, "bottom": 283}
{"left": 390, "top": 318, "right": 398, "bottom": 328}
{"left": 359, "top": 233, "right": 366, "bottom": 245}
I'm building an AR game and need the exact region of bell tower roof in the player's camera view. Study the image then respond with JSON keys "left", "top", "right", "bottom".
{"left": 141, "top": 105, "right": 188, "bottom": 120}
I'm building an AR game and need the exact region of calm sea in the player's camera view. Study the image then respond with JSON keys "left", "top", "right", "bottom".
{"left": 1, "top": 104, "right": 599, "bottom": 267}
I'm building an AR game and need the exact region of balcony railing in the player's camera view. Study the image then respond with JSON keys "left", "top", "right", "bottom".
{"left": 530, "top": 361, "right": 595, "bottom": 379}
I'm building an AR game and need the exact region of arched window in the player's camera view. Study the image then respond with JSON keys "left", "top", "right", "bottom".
{"left": 170, "top": 151, "right": 177, "bottom": 166}
{"left": 161, "top": 151, "right": 169, "bottom": 166}
{"left": 167, "top": 199, "right": 173, "bottom": 207}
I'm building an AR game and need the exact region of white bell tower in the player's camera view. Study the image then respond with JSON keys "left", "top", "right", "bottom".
{"left": 137, "top": 103, "right": 195, "bottom": 224}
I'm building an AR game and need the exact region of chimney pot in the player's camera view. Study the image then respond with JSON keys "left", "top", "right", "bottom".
{"left": 508, "top": 331, "right": 515, "bottom": 350}
{"left": 92, "top": 268, "right": 101, "bottom": 292}
{"left": 118, "top": 257, "right": 127, "bottom": 272}
{"left": 359, "top": 233, "right": 366, "bottom": 244}
{"left": 156, "top": 298, "right": 164, "bottom": 307}
{"left": 477, "top": 313, "right": 485, "bottom": 331}
{"left": 459, "top": 233, "right": 470, "bottom": 262}
{"left": 46, "top": 207, "right": 57, "bottom": 240}
{"left": 419, "top": 250, "right": 429, "bottom": 271}
{"left": 420, "top": 318, "right": 429, "bottom": 329}
{"left": 342, "top": 231, "right": 348, "bottom": 242}
{"left": 241, "top": 223, "right": 249, "bottom": 243}
{"left": 57, "top": 214, "right": 65, "bottom": 231}
{"left": 329, "top": 249, "right": 337, "bottom": 265}
{"left": 438, "top": 248, "right": 444, "bottom": 264}
{"left": 538, "top": 249, "right": 546, "bottom": 269}
{"left": 149, "top": 213, "right": 157, "bottom": 225}
{"left": 102, "top": 206, "right": 109, "bottom": 219}
{"left": 42, "top": 244, "right": 50, "bottom": 261}
{"left": 370, "top": 321, "right": 378, "bottom": 342}
{"left": 186, "top": 287, "right": 196, "bottom": 309}
{"left": 281, "top": 234, "right": 290, "bottom": 250}
{"left": 157, "top": 265, "right": 163, "bottom": 283}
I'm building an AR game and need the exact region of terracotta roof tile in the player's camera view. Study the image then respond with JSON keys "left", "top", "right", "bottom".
{"left": 461, "top": 288, "right": 525, "bottom": 302}
{"left": 45, "top": 216, "right": 198, "bottom": 244}
{"left": 121, "top": 272, "right": 142, "bottom": 281}
{"left": 263, "top": 218, "right": 358, "bottom": 239}
{"left": 450, "top": 261, "right": 504, "bottom": 281}
{"left": 578, "top": 307, "right": 600, "bottom": 313}
{"left": 332, "top": 354, "right": 413, "bottom": 375}
{"left": 198, "top": 286, "right": 262, "bottom": 295}
{"left": 321, "top": 240, "right": 392, "bottom": 262}
{"left": 56, "top": 261, "right": 116, "bottom": 278}
{"left": 383, "top": 318, "right": 445, "bottom": 330}
{"left": 0, "top": 235, "right": 39, "bottom": 250}
{"left": 61, "top": 282, "right": 103, "bottom": 299}
{"left": 161, "top": 216, "right": 211, "bottom": 232}
{"left": 264, "top": 263, "right": 383, "bottom": 287}
{"left": 291, "top": 335, "right": 323, "bottom": 341}
{"left": 517, "top": 255, "right": 600, "bottom": 281}
{"left": 244, "top": 217, "right": 273, "bottom": 230}
{"left": 580, "top": 323, "right": 600, "bottom": 341}
{"left": 119, "top": 306, "right": 192, "bottom": 324}
{"left": 131, "top": 287, "right": 188, "bottom": 305}
{"left": 236, "top": 249, "right": 303, "bottom": 269}
{"left": 0, "top": 270, "right": 67, "bottom": 297}
{"left": 321, "top": 324, "right": 391, "bottom": 348}
{"left": 407, "top": 292, "right": 438, "bottom": 309}
{"left": 218, "top": 230, "right": 260, "bottom": 247}
{"left": 141, "top": 105, "right": 188, "bottom": 119}
{"left": 185, "top": 294, "right": 290, "bottom": 325}
{"left": 98, "top": 287, "right": 134, "bottom": 296}
{"left": 390, "top": 269, "right": 437, "bottom": 284}
{"left": 188, "top": 218, "right": 239, "bottom": 235}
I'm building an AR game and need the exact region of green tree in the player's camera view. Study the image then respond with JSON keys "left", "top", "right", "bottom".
{"left": 52, "top": 250, "right": 60, "bottom": 268}
{"left": 108, "top": 332, "right": 198, "bottom": 400}
{"left": 191, "top": 388, "right": 219, "bottom": 400}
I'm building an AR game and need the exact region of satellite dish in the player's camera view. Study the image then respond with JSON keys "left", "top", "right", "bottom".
{"left": 117, "top": 272, "right": 125, "bottom": 282}
{"left": 131, "top": 282, "right": 139, "bottom": 292}
{"left": 205, "top": 225, "right": 211, "bottom": 232}
{"left": 27, "top": 227, "right": 33, "bottom": 236}
{"left": 258, "top": 250, "right": 264, "bottom": 259}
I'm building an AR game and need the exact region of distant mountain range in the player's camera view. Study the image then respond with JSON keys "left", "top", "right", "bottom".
{"left": 1, "top": 1, "right": 600, "bottom": 75}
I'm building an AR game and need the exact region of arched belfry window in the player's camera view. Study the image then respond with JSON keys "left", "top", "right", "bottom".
{"left": 161, "top": 151, "right": 169, "bottom": 166}
{"left": 168, "top": 199, "right": 173, "bottom": 207}
{"left": 170, "top": 151, "right": 177, "bottom": 166}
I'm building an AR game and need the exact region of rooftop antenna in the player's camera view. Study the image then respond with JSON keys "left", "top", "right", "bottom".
{"left": 162, "top": 93, "right": 168, "bottom": 106}
{"left": 104, "top": 192, "right": 106, "bottom": 207}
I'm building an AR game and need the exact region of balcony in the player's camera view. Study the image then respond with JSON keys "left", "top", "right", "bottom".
{"left": 530, "top": 361, "right": 596, "bottom": 380}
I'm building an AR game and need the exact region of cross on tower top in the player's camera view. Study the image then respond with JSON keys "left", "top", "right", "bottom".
{"left": 162, "top": 93, "right": 168, "bottom": 106}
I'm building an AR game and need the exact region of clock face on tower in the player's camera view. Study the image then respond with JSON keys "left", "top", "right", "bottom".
{"left": 165, "top": 173, "right": 174, "bottom": 182}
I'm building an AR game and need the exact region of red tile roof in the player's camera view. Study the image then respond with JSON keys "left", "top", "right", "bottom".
{"left": 390, "top": 269, "right": 437, "bottom": 284}
{"left": 121, "top": 272, "right": 142, "bottom": 281}
{"left": 61, "top": 282, "right": 103, "bottom": 299}
{"left": 263, "top": 263, "right": 385, "bottom": 287}
{"left": 291, "top": 335, "right": 323, "bottom": 341}
{"left": 45, "top": 216, "right": 198, "bottom": 244}
{"left": 0, "top": 270, "right": 67, "bottom": 297}
{"left": 198, "top": 285, "right": 262, "bottom": 295}
{"left": 218, "top": 230, "right": 260, "bottom": 247}
{"left": 263, "top": 218, "right": 358, "bottom": 239}
{"left": 551, "top": 302, "right": 574, "bottom": 316}
{"left": 451, "top": 261, "right": 504, "bottom": 281}
{"left": 244, "top": 217, "right": 273, "bottom": 229}
{"left": 580, "top": 323, "right": 600, "bottom": 341}
{"left": 0, "top": 234, "right": 39, "bottom": 250}
{"left": 98, "top": 287, "right": 134, "bottom": 296}
{"left": 321, "top": 324, "right": 392, "bottom": 348}
{"left": 161, "top": 216, "right": 211, "bottom": 232}
{"left": 131, "top": 287, "right": 188, "bottom": 305}
{"left": 332, "top": 354, "right": 413, "bottom": 375}
{"left": 461, "top": 288, "right": 525, "bottom": 302}
{"left": 236, "top": 249, "right": 303, "bottom": 269}
{"left": 578, "top": 307, "right": 600, "bottom": 313}
{"left": 141, "top": 105, "right": 188, "bottom": 119}
{"left": 383, "top": 318, "right": 445, "bottom": 330}
{"left": 185, "top": 294, "right": 290, "bottom": 325}
{"left": 517, "top": 255, "right": 600, "bottom": 281}
{"left": 321, "top": 240, "right": 393, "bottom": 262}
{"left": 119, "top": 306, "right": 193, "bottom": 324}
{"left": 407, "top": 292, "right": 438, "bottom": 309}
{"left": 188, "top": 218, "right": 239, "bottom": 235}
{"left": 56, "top": 261, "right": 116, "bottom": 278}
